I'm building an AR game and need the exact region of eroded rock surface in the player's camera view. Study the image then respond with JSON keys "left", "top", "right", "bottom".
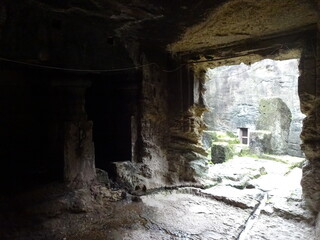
{"left": 256, "top": 98, "right": 292, "bottom": 155}
{"left": 169, "top": 0, "right": 317, "bottom": 52}
{"left": 205, "top": 155, "right": 315, "bottom": 237}
{"left": 211, "top": 142, "right": 234, "bottom": 164}
{"left": 1, "top": 173, "right": 315, "bottom": 240}
{"left": 249, "top": 130, "right": 272, "bottom": 155}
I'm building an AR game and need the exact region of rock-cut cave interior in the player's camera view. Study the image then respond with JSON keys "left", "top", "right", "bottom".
{"left": 0, "top": 1, "right": 319, "bottom": 239}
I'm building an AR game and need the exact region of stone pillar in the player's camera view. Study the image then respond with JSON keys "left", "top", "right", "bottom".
{"left": 51, "top": 78, "right": 96, "bottom": 188}
{"left": 167, "top": 66, "right": 208, "bottom": 183}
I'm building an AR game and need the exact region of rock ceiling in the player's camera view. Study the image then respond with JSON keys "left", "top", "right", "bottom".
{"left": 1, "top": 0, "right": 317, "bottom": 68}
{"left": 31, "top": 0, "right": 317, "bottom": 51}
{"left": 168, "top": 0, "right": 318, "bottom": 54}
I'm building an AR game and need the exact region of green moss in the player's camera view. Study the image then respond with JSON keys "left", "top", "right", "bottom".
{"left": 238, "top": 151, "right": 289, "bottom": 164}
{"left": 285, "top": 160, "right": 305, "bottom": 175}
{"left": 239, "top": 149, "right": 256, "bottom": 157}
{"left": 210, "top": 131, "right": 240, "bottom": 145}
{"left": 211, "top": 143, "right": 235, "bottom": 163}
{"left": 260, "top": 154, "right": 288, "bottom": 164}
{"left": 226, "top": 131, "right": 237, "bottom": 138}
{"left": 253, "top": 173, "right": 261, "bottom": 179}
{"left": 288, "top": 161, "right": 304, "bottom": 170}
{"left": 206, "top": 148, "right": 211, "bottom": 156}
{"left": 227, "top": 139, "right": 240, "bottom": 144}
{"left": 211, "top": 132, "right": 219, "bottom": 142}
{"left": 202, "top": 183, "right": 219, "bottom": 189}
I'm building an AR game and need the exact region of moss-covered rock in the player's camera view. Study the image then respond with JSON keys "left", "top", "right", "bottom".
{"left": 211, "top": 142, "right": 234, "bottom": 164}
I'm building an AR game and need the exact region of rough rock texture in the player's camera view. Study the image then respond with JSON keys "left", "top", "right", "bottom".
{"left": 249, "top": 131, "right": 272, "bottom": 155}
{"left": 140, "top": 192, "right": 251, "bottom": 239}
{"left": 247, "top": 214, "right": 315, "bottom": 240}
{"left": 207, "top": 155, "right": 314, "bottom": 222}
{"left": 202, "top": 130, "right": 214, "bottom": 149}
{"left": 52, "top": 79, "right": 96, "bottom": 188}
{"left": 256, "top": 98, "right": 292, "bottom": 155}
{"left": 134, "top": 53, "right": 169, "bottom": 189}
{"left": 169, "top": 0, "right": 317, "bottom": 52}
{"left": 299, "top": 17, "right": 320, "bottom": 215}
{"left": 0, "top": 0, "right": 319, "bottom": 238}
{"left": 64, "top": 120, "right": 96, "bottom": 188}
{"left": 167, "top": 67, "right": 209, "bottom": 183}
{"left": 0, "top": 0, "right": 317, "bottom": 193}
{"left": 96, "top": 168, "right": 110, "bottom": 188}
{"left": 211, "top": 142, "right": 234, "bottom": 164}
{"left": 316, "top": 214, "right": 320, "bottom": 239}
{"left": 204, "top": 59, "right": 304, "bottom": 157}
{"left": 189, "top": 159, "right": 209, "bottom": 178}
{"left": 114, "top": 52, "right": 170, "bottom": 190}
{"left": 0, "top": 0, "right": 223, "bottom": 194}
{"left": 2, "top": 185, "right": 314, "bottom": 240}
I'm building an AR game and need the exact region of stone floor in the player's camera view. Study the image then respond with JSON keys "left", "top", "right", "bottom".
{"left": 62, "top": 190, "right": 314, "bottom": 240}
{"left": 2, "top": 156, "right": 316, "bottom": 240}
{"left": 64, "top": 155, "right": 315, "bottom": 240}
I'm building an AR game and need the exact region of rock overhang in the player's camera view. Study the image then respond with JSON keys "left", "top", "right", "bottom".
{"left": 167, "top": 0, "right": 317, "bottom": 54}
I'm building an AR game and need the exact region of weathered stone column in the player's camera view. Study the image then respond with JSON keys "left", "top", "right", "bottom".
{"left": 167, "top": 66, "right": 208, "bottom": 183}
{"left": 51, "top": 78, "right": 96, "bottom": 188}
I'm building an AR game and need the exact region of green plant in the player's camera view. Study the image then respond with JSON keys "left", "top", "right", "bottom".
{"left": 226, "top": 131, "right": 237, "bottom": 138}
{"left": 206, "top": 148, "right": 212, "bottom": 158}
{"left": 228, "top": 139, "right": 240, "bottom": 144}
{"left": 239, "top": 149, "right": 252, "bottom": 157}
{"left": 260, "top": 154, "right": 288, "bottom": 164}
{"left": 211, "top": 132, "right": 219, "bottom": 142}
{"left": 288, "top": 161, "right": 304, "bottom": 170}
{"left": 207, "top": 160, "right": 214, "bottom": 165}
{"left": 203, "top": 182, "right": 219, "bottom": 189}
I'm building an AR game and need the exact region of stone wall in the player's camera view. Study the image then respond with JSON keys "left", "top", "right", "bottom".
{"left": 114, "top": 56, "right": 208, "bottom": 187}
{"left": 0, "top": 68, "right": 97, "bottom": 191}
{"left": 167, "top": 67, "right": 208, "bottom": 183}
{"left": 300, "top": 25, "right": 320, "bottom": 213}
{"left": 0, "top": 0, "right": 317, "bottom": 201}
{"left": 113, "top": 44, "right": 171, "bottom": 190}
{"left": 316, "top": 215, "right": 320, "bottom": 239}
{"left": 137, "top": 53, "right": 169, "bottom": 188}
{"left": 204, "top": 59, "right": 304, "bottom": 156}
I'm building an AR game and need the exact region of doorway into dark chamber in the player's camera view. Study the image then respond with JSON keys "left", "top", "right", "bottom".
{"left": 86, "top": 72, "right": 140, "bottom": 180}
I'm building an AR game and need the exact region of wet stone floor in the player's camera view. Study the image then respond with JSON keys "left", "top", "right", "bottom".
{"left": 64, "top": 155, "right": 315, "bottom": 240}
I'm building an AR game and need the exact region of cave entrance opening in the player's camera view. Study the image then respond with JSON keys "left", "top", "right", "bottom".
{"left": 86, "top": 71, "right": 140, "bottom": 180}
{"left": 203, "top": 58, "right": 304, "bottom": 159}
{"left": 202, "top": 57, "right": 307, "bottom": 218}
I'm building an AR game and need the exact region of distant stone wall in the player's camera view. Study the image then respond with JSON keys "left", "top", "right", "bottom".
{"left": 204, "top": 59, "right": 304, "bottom": 157}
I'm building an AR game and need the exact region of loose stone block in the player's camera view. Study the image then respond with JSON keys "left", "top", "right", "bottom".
{"left": 211, "top": 142, "right": 234, "bottom": 164}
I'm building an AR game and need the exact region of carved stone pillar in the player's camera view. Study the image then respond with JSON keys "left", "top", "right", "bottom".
{"left": 51, "top": 78, "right": 95, "bottom": 188}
